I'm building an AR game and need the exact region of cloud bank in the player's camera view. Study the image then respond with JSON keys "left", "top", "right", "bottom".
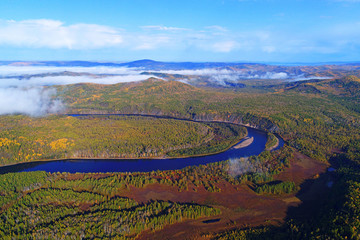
{"left": 0, "top": 65, "right": 155, "bottom": 86}
{"left": 0, "top": 64, "right": 330, "bottom": 116}
{"left": 0, "top": 65, "right": 142, "bottom": 76}
{"left": 0, "top": 19, "right": 123, "bottom": 49}
{"left": 155, "top": 69, "right": 291, "bottom": 85}
{"left": 0, "top": 75, "right": 153, "bottom": 87}
{"left": 0, "top": 66, "right": 154, "bottom": 116}
{"left": 156, "top": 69, "right": 289, "bottom": 79}
{"left": 0, "top": 87, "right": 63, "bottom": 116}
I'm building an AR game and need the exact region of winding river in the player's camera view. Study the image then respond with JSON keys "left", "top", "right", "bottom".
{"left": 0, "top": 115, "right": 284, "bottom": 174}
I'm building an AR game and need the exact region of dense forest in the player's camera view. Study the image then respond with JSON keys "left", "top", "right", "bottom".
{"left": 215, "top": 150, "right": 360, "bottom": 240}
{"left": 0, "top": 146, "right": 296, "bottom": 239}
{"left": 57, "top": 76, "right": 360, "bottom": 163}
{"left": 1, "top": 74, "right": 360, "bottom": 239}
{"left": 0, "top": 115, "right": 246, "bottom": 166}
{"left": 0, "top": 172, "right": 220, "bottom": 239}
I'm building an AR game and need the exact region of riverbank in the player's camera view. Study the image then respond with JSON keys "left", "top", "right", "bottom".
{"left": 233, "top": 137, "right": 254, "bottom": 149}
{"left": 0, "top": 135, "right": 248, "bottom": 174}
{"left": 0, "top": 134, "right": 247, "bottom": 173}
{"left": 0, "top": 115, "right": 247, "bottom": 171}
{"left": 0, "top": 114, "right": 284, "bottom": 174}
{"left": 266, "top": 136, "right": 280, "bottom": 151}
{"left": 0, "top": 126, "right": 271, "bottom": 174}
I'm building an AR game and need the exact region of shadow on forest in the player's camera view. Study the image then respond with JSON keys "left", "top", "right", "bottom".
{"left": 259, "top": 154, "right": 349, "bottom": 239}
{"left": 284, "top": 154, "right": 354, "bottom": 223}
{"left": 225, "top": 155, "right": 350, "bottom": 239}
{"left": 285, "top": 164, "right": 334, "bottom": 221}
{"left": 0, "top": 161, "right": 46, "bottom": 174}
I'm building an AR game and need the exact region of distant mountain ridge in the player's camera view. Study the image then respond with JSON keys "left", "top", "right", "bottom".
{"left": 0, "top": 71, "right": 120, "bottom": 80}
{"left": 120, "top": 59, "right": 264, "bottom": 70}
{"left": 0, "top": 61, "right": 125, "bottom": 68}
{"left": 1, "top": 59, "right": 360, "bottom": 81}
{"left": 1, "top": 59, "right": 360, "bottom": 68}
{"left": 0, "top": 59, "right": 264, "bottom": 70}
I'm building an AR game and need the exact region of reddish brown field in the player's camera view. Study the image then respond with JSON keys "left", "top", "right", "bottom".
{"left": 108, "top": 151, "right": 328, "bottom": 240}
{"left": 274, "top": 152, "right": 329, "bottom": 184}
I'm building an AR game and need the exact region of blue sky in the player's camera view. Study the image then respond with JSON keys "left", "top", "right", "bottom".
{"left": 0, "top": 0, "right": 360, "bottom": 62}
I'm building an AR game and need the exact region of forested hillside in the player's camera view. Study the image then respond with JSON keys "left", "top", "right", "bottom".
{"left": 58, "top": 77, "right": 360, "bottom": 162}
{"left": 0, "top": 115, "right": 246, "bottom": 166}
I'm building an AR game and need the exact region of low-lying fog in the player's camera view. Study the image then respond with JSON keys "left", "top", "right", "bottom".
{"left": 0, "top": 65, "right": 325, "bottom": 116}
{"left": 0, "top": 66, "right": 155, "bottom": 116}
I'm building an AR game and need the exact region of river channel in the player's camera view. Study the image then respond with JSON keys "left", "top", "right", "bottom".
{"left": 0, "top": 115, "right": 284, "bottom": 174}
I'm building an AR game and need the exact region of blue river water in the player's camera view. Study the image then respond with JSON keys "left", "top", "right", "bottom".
{"left": 0, "top": 126, "right": 284, "bottom": 174}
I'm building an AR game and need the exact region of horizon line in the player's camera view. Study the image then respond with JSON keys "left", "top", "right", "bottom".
{"left": 0, "top": 59, "right": 360, "bottom": 66}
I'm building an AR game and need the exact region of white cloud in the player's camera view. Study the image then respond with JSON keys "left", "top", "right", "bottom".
{"left": 0, "top": 19, "right": 274, "bottom": 54}
{"left": 134, "top": 35, "right": 172, "bottom": 50}
{"left": 262, "top": 46, "right": 276, "bottom": 53}
{"left": 141, "top": 25, "right": 189, "bottom": 31}
{"left": 262, "top": 72, "right": 288, "bottom": 79}
{"left": 0, "top": 66, "right": 141, "bottom": 76}
{"left": 212, "top": 41, "right": 237, "bottom": 52}
{"left": 0, "top": 65, "right": 154, "bottom": 116}
{"left": 0, "top": 18, "right": 359, "bottom": 61}
{"left": 0, "top": 19, "right": 123, "bottom": 49}
{"left": 0, "top": 87, "right": 63, "bottom": 116}
{"left": 289, "top": 76, "right": 332, "bottom": 82}
{"left": 0, "top": 63, "right": 325, "bottom": 116}
{"left": 0, "top": 75, "right": 153, "bottom": 88}
{"left": 156, "top": 69, "right": 235, "bottom": 75}
{"left": 155, "top": 68, "right": 290, "bottom": 80}
{"left": 0, "top": 65, "right": 155, "bottom": 87}
{"left": 205, "top": 25, "right": 228, "bottom": 32}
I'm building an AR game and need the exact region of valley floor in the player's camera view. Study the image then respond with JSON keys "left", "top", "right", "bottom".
{"left": 135, "top": 151, "right": 328, "bottom": 239}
